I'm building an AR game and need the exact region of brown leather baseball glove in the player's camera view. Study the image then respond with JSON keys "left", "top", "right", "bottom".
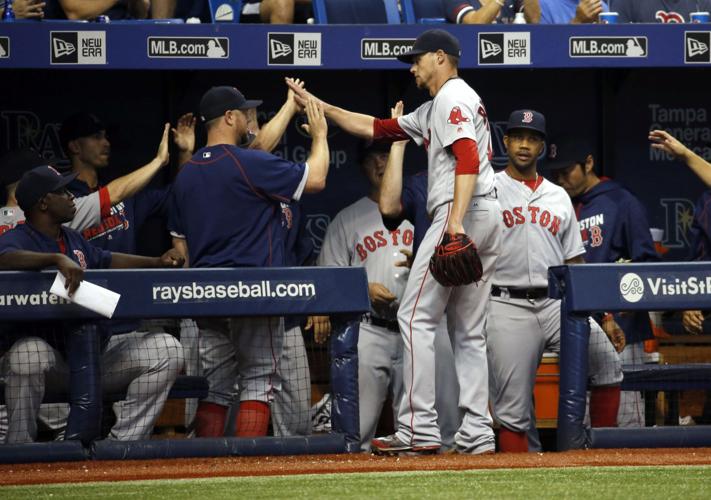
{"left": 429, "top": 233, "right": 483, "bottom": 287}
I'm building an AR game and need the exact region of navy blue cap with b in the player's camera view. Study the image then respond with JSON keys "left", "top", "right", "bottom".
{"left": 544, "top": 137, "right": 595, "bottom": 171}
{"left": 506, "top": 110, "right": 546, "bottom": 138}
{"left": 397, "top": 29, "right": 462, "bottom": 63}
{"left": 15, "top": 165, "right": 78, "bottom": 212}
{"left": 199, "top": 86, "right": 263, "bottom": 123}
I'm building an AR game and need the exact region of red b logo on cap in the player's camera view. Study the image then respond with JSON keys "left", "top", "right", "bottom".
{"left": 522, "top": 111, "right": 533, "bottom": 123}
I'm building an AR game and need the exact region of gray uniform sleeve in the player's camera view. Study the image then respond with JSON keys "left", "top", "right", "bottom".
{"left": 561, "top": 196, "right": 585, "bottom": 260}
{"left": 316, "top": 212, "right": 352, "bottom": 267}
{"left": 64, "top": 191, "right": 103, "bottom": 231}
{"left": 397, "top": 103, "right": 430, "bottom": 147}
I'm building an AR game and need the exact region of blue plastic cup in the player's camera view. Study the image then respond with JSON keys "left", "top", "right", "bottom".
{"left": 599, "top": 12, "right": 619, "bottom": 24}
{"left": 691, "top": 12, "right": 710, "bottom": 23}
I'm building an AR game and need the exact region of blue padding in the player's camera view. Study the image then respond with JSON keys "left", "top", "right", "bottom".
{"left": 64, "top": 324, "right": 103, "bottom": 445}
{"left": 321, "top": 0, "right": 397, "bottom": 24}
{"left": 402, "top": 0, "right": 447, "bottom": 23}
{"left": 621, "top": 364, "right": 711, "bottom": 391}
{"left": 0, "top": 441, "right": 88, "bottom": 464}
{"left": 330, "top": 319, "right": 360, "bottom": 447}
{"left": 591, "top": 426, "right": 711, "bottom": 449}
{"left": 93, "top": 434, "right": 347, "bottom": 460}
{"left": 0, "top": 268, "right": 370, "bottom": 321}
{"left": 557, "top": 311, "right": 590, "bottom": 451}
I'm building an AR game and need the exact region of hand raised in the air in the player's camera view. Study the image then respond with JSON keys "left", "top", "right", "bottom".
{"left": 301, "top": 98, "right": 328, "bottom": 140}
{"left": 172, "top": 113, "right": 196, "bottom": 154}
{"left": 649, "top": 130, "right": 691, "bottom": 161}
{"left": 155, "top": 123, "right": 171, "bottom": 167}
{"left": 286, "top": 77, "right": 322, "bottom": 109}
{"left": 286, "top": 77, "right": 306, "bottom": 112}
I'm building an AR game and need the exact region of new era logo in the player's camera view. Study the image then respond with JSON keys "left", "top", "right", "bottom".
{"left": 685, "top": 32, "right": 711, "bottom": 63}
{"left": 478, "top": 32, "right": 530, "bottom": 65}
{"left": 480, "top": 38, "right": 503, "bottom": 60}
{"left": 50, "top": 32, "right": 106, "bottom": 65}
{"left": 53, "top": 37, "right": 76, "bottom": 59}
{"left": 270, "top": 38, "right": 293, "bottom": 60}
{"left": 267, "top": 33, "right": 321, "bottom": 66}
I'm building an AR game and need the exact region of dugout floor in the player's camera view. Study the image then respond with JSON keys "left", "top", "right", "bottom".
{"left": 2, "top": 449, "right": 711, "bottom": 486}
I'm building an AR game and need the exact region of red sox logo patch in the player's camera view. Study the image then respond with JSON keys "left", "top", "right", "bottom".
{"left": 656, "top": 10, "right": 685, "bottom": 23}
{"left": 73, "top": 249, "right": 88, "bottom": 269}
{"left": 447, "top": 106, "right": 470, "bottom": 125}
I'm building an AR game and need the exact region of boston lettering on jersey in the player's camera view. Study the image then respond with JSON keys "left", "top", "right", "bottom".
{"left": 501, "top": 205, "right": 561, "bottom": 236}
{"left": 578, "top": 213, "right": 605, "bottom": 248}
{"left": 356, "top": 228, "right": 414, "bottom": 262}
{"left": 82, "top": 202, "right": 128, "bottom": 241}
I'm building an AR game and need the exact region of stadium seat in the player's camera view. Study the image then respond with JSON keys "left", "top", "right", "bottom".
{"left": 208, "top": 0, "right": 244, "bottom": 22}
{"left": 312, "top": 0, "right": 401, "bottom": 24}
{"left": 401, "top": 0, "right": 447, "bottom": 24}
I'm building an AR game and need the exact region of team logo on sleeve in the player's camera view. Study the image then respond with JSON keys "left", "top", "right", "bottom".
{"left": 447, "top": 107, "right": 470, "bottom": 125}
{"left": 73, "top": 250, "right": 88, "bottom": 269}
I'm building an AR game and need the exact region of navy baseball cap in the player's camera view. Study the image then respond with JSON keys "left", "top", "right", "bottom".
{"left": 15, "top": 165, "right": 78, "bottom": 212}
{"left": 544, "top": 137, "right": 595, "bottom": 171}
{"left": 397, "top": 29, "right": 462, "bottom": 63}
{"left": 59, "top": 112, "right": 106, "bottom": 152}
{"left": 199, "top": 86, "right": 263, "bottom": 123}
{"left": 506, "top": 110, "right": 546, "bottom": 138}
{"left": 0, "top": 148, "right": 47, "bottom": 186}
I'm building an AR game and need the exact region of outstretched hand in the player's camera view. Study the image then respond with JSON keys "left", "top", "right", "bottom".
{"left": 286, "top": 77, "right": 306, "bottom": 112}
{"left": 172, "top": 113, "right": 196, "bottom": 154}
{"left": 155, "top": 123, "right": 171, "bottom": 167}
{"left": 301, "top": 98, "right": 328, "bottom": 139}
{"left": 286, "top": 77, "right": 322, "bottom": 109}
{"left": 649, "top": 129, "right": 690, "bottom": 160}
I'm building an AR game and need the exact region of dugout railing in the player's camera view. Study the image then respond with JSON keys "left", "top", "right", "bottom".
{"left": 549, "top": 262, "right": 711, "bottom": 451}
{"left": 0, "top": 267, "right": 369, "bottom": 463}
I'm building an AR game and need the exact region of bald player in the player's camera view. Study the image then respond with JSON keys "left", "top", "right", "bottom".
{"left": 486, "top": 110, "right": 622, "bottom": 452}
{"left": 289, "top": 29, "right": 500, "bottom": 455}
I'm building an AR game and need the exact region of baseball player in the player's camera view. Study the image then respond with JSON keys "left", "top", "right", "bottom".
{"left": 377, "top": 101, "right": 461, "bottom": 451}
{"left": 289, "top": 29, "right": 501, "bottom": 454}
{"left": 539, "top": 0, "right": 607, "bottom": 24}
{"left": 169, "top": 85, "right": 329, "bottom": 437}
{"left": 549, "top": 136, "right": 658, "bottom": 427}
{"left": 317, "top": 140, "right": 415, "bottom": 451}
{"left": 486, "top": 110, "right": 622, "bottom": 452}
{"left": 0, "top": 165, "right": 185, "bottom": 443}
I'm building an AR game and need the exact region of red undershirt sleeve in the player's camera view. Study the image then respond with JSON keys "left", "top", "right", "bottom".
{"left": 372, "top": 118, "right": 411, "bottom": 142}
{"left": 98, "top": 187, "right": 112, "bottom": 218}
{"left": 451, "top": 138, "right": 480, "bottom": 175}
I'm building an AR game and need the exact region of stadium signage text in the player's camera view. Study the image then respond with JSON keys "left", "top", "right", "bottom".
{"left": 50, "top": 31, "right": 106, "bottom": 65}
{"left": 685, "top": 32, "right": 711, "bottom": 63}
{"left": 268, "top": 33, "right": 321, "bottom": 66}
{"left": 478, "top": 32, "right": 531, "bottom": 65}
{"left": 620, "top": 272, "right": 711, "bottom": 304}
{"left": 147, "top": 37, "right": 229, "bottom": 58}
{"left": 360, "top": 39, "right": 415, "bottom": 60}
{"left": 569, "top": 36, "right": 648, "bottom": 58}
{"left": 151, "top": 280, "right": 317, "bottom": 303}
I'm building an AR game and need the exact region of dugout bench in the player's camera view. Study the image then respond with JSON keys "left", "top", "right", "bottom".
{"left": 0, "top": 267, "right": 369, "bottom": 463}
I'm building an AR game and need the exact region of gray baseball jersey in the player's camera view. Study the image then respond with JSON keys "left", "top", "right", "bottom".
{"left": 397, "top": 78, "right": 495, "bottom": 215}
{"left": 0, "top": 187, "right": 107, "bottom": 235}
{"left": 318, "top": 196, "right": 413, "bottom": 450}
{"left": 486, "top": 171, "right": 622, "bottom": 434}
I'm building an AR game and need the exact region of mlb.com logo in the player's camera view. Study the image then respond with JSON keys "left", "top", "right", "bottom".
{"left": 268, "top": 33, "right": 321, "bottom": 66}
{"left": 685, "top": 32, "right": 711, "bottom": 63}
{"left": 50, "top": 31, "right": 106, "bottom": 65}
{"left": 478, "top": 32, "right": 530, "bottom": 65}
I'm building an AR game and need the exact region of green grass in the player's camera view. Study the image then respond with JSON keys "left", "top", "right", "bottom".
{"left": 3, "top": 466, "right": 711, "bottom": 499}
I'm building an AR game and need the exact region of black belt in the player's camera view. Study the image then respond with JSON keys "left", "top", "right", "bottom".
{"left": 491, "top": 286, "right": 548, "bottom": 301}
{"left": 364, "top": 315, "right": 400, "bottom": 333}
